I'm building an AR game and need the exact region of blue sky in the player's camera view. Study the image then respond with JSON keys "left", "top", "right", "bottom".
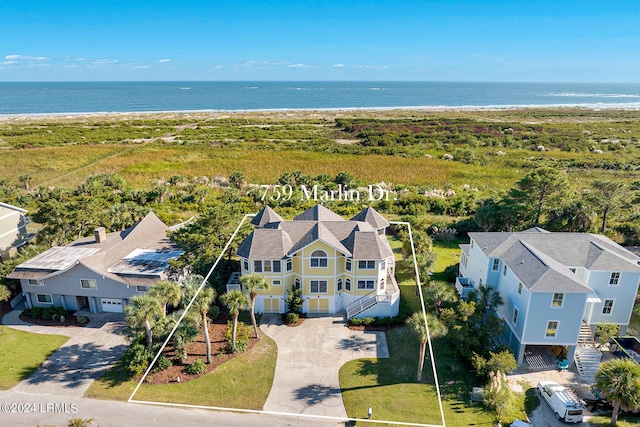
{"left": 1, "top": 0, "right": 639, "bottom": 82}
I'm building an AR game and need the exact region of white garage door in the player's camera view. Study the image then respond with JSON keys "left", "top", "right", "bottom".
{"left": 100, "top": 298, "right": 123, "bottom": 313}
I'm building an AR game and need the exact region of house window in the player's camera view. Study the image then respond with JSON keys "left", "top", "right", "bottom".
{"left": 492, "top": 259, "right": 500, "bottom": 271}
{"left": 294, "top": 278, "right": 301, "bottom": 290}
{"left": 81, "top": 279, "right": 97, "bottom": 289}
{"left": 461, "top": 253, "right": 468, "bottom": 269}
{"left": 243, "top": 259, "right": 249, "bottom": 271}
{"left": 345, "top": 258, "right": 352, "bottom": 271}
{"left": 552, "top": 293, "right": 564, "bottom": 308}
{"left": 379, "top": 279, "right": 385, "bottom": 290}
{"left": 272, "top": 280, "right": 281, "bottom": 287}
{"left": 602, "top": 299, "right": 614, "bottom": 315}
{"left": 264, "top": 260, "right": 272, "bottom": 272}
{"left": 358, "top": 260, "right": 376, "bottom": 270}
{"left": 380, "top": 260, "right": 386, "bottom": 271}
{"left": 136, "top": 286, "right": 149, "bottom": 292}
{"left": 310, "top": 280, "right": 327, "bottom": 293}
{"left": 337, "top": 279, "right": 343, "bottom": 292}
{"left": 518, "top": 283, "right": 523, "bottom": 295}
{"left": 345, "top": 278, "right": 351, "bottom": 291}
{"left": 310, "top": 250, "right": 328, "bottom": 268}
{"left": 357, "top": 280, "right": 375, "bottom": 290}
{"left": 272, "top": 260, "right": 281, "bottom": 273}
{"left": 36, "top": 294, "right": 52, "bottom": 304}
{"left": 546, "top": 321, "right": 559, "bottom": 338}
{"left": 609, "top": 272, "right": 620, "bottom": 286}
{"left": 28, "top": 279, "right": 42, "bottom": 286}
{"left": 513, "top": 307, "right": 519, "bottom": 324}
{"left": 254, "top": 260, "right": 262, "bottom": 273}
{"left": 503, "top": 265, "right": 507, "bottom": 276}
{"left": 286, "top": 258, "right": 292, "bottom": 271}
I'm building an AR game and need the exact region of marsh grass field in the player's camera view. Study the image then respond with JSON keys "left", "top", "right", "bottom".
{"left": 1, "top": 108, "right": 639, "bottom": 192}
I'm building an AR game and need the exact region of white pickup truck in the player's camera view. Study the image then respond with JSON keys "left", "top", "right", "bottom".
{"left": 537, "top": 381, "right": 586, "bottom": 423}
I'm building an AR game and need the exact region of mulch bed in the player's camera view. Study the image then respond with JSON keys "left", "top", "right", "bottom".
{"left": 282, "top": 313, "right": 306, "bottom": 327}
{"left": 143, "top": 319, "right": 259, "bottom": 384}
{"left": 18, "top": 312, "right": 88, "bottom": 327}
{"left": 347, "top": 324, "right": 399, "bottom": 332}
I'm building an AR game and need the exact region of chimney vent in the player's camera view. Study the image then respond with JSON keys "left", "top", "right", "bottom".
{"left": 94, "top": 227, "right": 107, "bottom": 243}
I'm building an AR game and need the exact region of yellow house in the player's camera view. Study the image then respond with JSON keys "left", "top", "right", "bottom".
{"left": 235, "top": 205, "right": 399, "bottom": 318}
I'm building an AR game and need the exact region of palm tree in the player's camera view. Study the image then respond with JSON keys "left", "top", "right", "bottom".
{"left": 125, "top": 294, "right": 162, "bottom": 347}
{"left": 406, "top": 312, "right": 447, "bottom": 381}
{"left": 0, "top": 284, "right": 11, "bottom": 302}
{"left": 424, "top": 280, "right": 458, "bottom": 317}
{"left": 149, "top": 280, "right": 182, "bottom": 318}
{"left": 240, "top": 273, "right": 269, "bottom": 338}
{"left": 192, "top": 286, "right": 217, "bottom": 363}
{"left": 468, "top": 283, "right": 504, "bottom": 324}
{"left": 220, "top": 289, "right": 250, "bottom": 353}
{"left": 595, "top": 358, "right": 640, "bottom": 426}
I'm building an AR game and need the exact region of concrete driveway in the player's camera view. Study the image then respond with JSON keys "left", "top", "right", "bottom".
{"left": 260, "top": 314, "right": 389, "bottom": 419}
{"left": 2, "top": 310, "right": 128, "bottom": 397}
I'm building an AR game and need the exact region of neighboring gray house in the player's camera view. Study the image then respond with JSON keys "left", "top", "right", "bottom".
{"left": 7, "top": 212, "right": 182, "bottom": 313}
{"left": 0, "top": 202, "right": 33, "bottom": 261}
{"left": 458, "top": 228, "right": 640, "bottom": 369}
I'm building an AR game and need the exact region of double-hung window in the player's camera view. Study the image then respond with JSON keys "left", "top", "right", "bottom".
{"left": 609, "top": 272, "right": 620, "bottom": 286}
{"left": 286, "top": 258, "right": 292, "bottom": 271}
{"left": 546, "top": 321, "right": 558, "bottom": 338}
{"left": 345, "top": 278, "right": 351, "bottom": 291}
{"left": 337, "top": 279, "right": 343, "bottom": 292}
{"left": 358, "top": 260, "right": 375, "bottom": 270}
{"left": 602, "top": 299, "right": 614, "bottom": 315}
{"left": 492, "top": 259, "right": 500, "bottom": 271}
{"left": 345, "top": 258, "right": 352, "bottom": 271}
{"left": 310, "top": 280, "right": 327, "bottom": 293}
{"left": 551, "top": 293, "right": 564, "bottom": 308}
{"left": 357, "top": 280, "right": 375, "bottom": 290}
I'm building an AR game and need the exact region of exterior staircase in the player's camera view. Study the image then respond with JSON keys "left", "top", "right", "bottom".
{"left": 574, "top": 321, "right": 602, "bottom": 379}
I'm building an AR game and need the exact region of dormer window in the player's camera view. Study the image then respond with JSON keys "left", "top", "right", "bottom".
{"left": 310, "top": 250, "right": 328, "bottom": 268}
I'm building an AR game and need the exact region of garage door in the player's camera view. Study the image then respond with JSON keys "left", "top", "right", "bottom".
{"left": 263, "top": 298, "right": 280, "bottom": 313}
{"left": 100, "top": 298, "right": 123, "bottom": 313}
{"left": 308, "top": 298, "right": 329, "bottom": 314}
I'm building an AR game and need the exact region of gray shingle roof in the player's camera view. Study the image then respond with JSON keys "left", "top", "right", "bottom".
{"left": 237, "top": 205, "right": 392, "bottom": 260}
{"left": 8, "top": 211, "right": 180, "bottom": 284}
{"left": 294, "top": 205, "right": 345, "bottom": 221}
{"left": 251, "top": 206, "right": 284, "bottom": 227}
{"left": 350, "top": 207, "right": 390, "bottom": 229}
{"left": 468, "top": 229, "right": 640, "bottom": 293}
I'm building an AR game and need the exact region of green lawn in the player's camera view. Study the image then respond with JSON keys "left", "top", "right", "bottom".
{"left": 431, "top": 238, "right": 465, "bottom": 282}
{"left": 0, "top": 326, "right": 69, "bottom": 389}
{"left": 85, "top": 334, "right": 277, "bottom": 410}
{"left": 588, "top": 414, "right": 640, "bottom": 426}
{"left": 340, "top": 326, "right": 498, "bottom": 426}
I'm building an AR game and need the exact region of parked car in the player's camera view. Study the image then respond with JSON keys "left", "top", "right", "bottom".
{"left": 537, "top": 381, "right": 586, "bottom": 423}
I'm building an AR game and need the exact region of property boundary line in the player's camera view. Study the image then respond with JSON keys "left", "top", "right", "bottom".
{"left": 127, "top": 213, "right": 446, "bottom": 427}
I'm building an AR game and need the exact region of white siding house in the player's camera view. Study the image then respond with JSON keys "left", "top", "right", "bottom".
{"left": 0, "top": 202, "right": 33, "bottom": 261}
{"left": 458, "top": 228, "right": 640, "bottom": 366}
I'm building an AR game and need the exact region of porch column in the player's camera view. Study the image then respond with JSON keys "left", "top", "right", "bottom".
{"left": 58, "top": 295, "right": 67, "bottom": 310}
{"left": 516, "top": 343, "right": 526, "bottom": 365}
{"left": 24, "top": 292, "right": 32, "bottom": 309}
{"left": 566, "top": 345, "right": 577, "bottom": 366}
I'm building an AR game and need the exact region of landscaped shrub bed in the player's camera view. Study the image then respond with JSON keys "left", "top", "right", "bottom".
{"left": 20, "top": 307, "right": 87, "bottom": 327}
{"left": 347, "top": 297, "right": 412, "bottom": 330}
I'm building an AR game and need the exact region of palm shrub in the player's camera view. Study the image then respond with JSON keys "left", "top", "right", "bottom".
{"left": 123, "top": 342, "right": 153, "bottom": 376}
{"left": 186, "top": 358, "right": 206, "bottom": 375}
{"left": 225, "top": 321, "right": 251, "bottom": 352}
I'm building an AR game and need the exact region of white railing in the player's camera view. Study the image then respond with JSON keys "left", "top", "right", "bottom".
{"left": 346, "top": 293, "right": 395, "bottom": 319}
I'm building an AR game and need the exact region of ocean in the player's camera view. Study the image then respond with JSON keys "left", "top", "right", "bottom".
{"left": 1, "top": 81, "right": 640, "bottom": 115}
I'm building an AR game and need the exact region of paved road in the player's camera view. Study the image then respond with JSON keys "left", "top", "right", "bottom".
{"left": 260, "top": 314, "right": 389, "bottom": 419}
{"left": 0, "top": 389, "right": 347, "bottom": 427}
{"left": 2, "top": 310, "right": 128, "bottom": 397}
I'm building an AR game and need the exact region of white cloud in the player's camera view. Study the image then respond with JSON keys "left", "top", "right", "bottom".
{"left": 5, "top": 54, "right": 49, "bottom": 61}
{"left": 159, "top": 59, "right": 172, "bottom": 63}
{"left": 287, "top": 63, "right": 306, "bottom": 68}
{"left": 131, "top": 65, "right": 151, "bottom": 69}
{"left": 92, "top": 59, "right": 119, "bottom": 64}
{"left": 0, "top": 61, "right": 17, "bottom": 65}
{"left": 333, "top": 64, "right": 345, "bottom": 67}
